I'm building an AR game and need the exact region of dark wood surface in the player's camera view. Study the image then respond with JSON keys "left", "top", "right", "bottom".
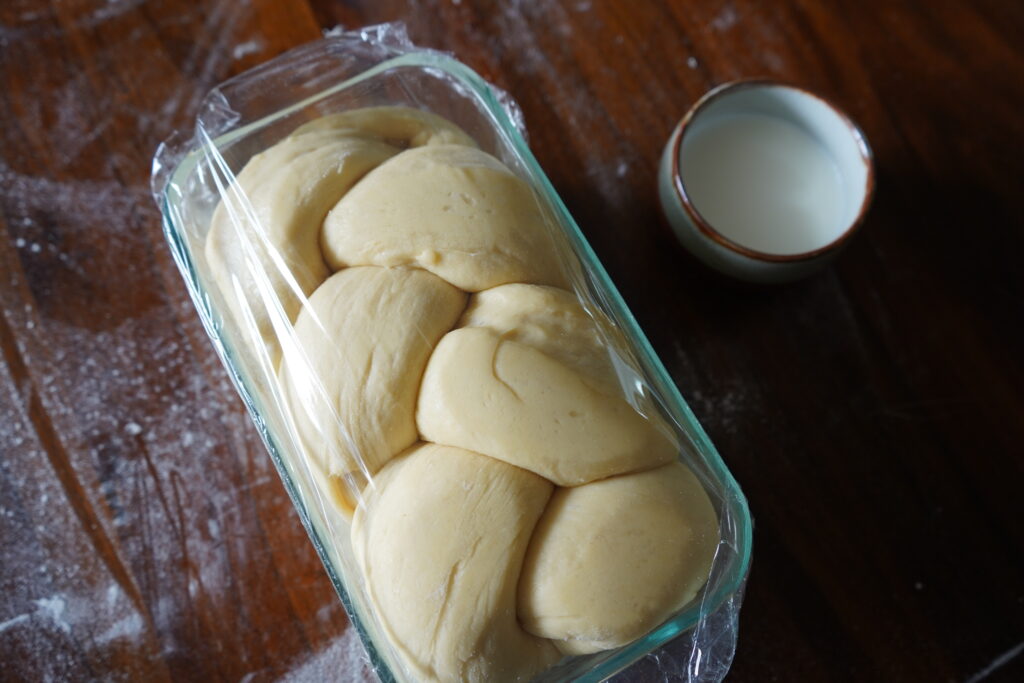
{"left": 2, "top": 1, "right": 1022, "bottom": 681}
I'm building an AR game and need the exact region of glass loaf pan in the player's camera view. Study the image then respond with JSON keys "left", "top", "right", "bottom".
{"left": 155, "top": 26, "right": 752, "bottom": 683}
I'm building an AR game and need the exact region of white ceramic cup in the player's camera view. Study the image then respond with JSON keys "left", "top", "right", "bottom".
{"left": 658, "top": 80, "right": 874, "bottom": 283}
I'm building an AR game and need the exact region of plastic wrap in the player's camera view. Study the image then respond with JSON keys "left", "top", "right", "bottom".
{"left": 152, "top": 23, "right": 751, "bottom": 683}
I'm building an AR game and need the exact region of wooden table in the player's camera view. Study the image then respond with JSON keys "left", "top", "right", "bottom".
{"left": 2, "top": 1, "right": 1022, "bottom": 680}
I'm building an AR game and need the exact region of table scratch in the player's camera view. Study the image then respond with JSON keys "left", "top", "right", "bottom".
{"left": 963, "top": 641, "right": 1024, "bottom": 683}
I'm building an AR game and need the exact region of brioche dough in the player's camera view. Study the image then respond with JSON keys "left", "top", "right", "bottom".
{"left": 518, "top": 462, "right": 720, "bottom": 654}
{"left": 417, "top": 327, "right": 675, "bottom": 486}
{"left": 206, "top": 132, "right": 396, "bottom": 366}
{"left": 278, "top": 267, "right": 465, "bottom": 510}
{"left": 321, "top": 144, "right": 569, "bottom": 291}
{"left": 459, "top": 283, "right": 621, "bottom": 397}
{"left": 351, "top": 443, "right": 560, "bottom": 682}
{"left": 206, "top": 107, "right": 474, "bottom": 366}
{"left": 205, "top": 109, "right": 721, "bottom": 678}
{"left": 290, "top": 106, "right": 477, "bottom": 148}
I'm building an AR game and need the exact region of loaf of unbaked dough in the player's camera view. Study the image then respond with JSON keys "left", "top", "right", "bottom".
{"left": 205, "top": 107, "right": 720, "bottom": 683}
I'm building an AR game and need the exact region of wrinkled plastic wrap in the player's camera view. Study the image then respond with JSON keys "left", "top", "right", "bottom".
{"left": 152, "top": 23, "right": 751, "bottom": 683}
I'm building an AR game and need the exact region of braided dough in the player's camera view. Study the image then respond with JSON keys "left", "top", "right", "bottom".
{"left": 206, "top": 107, "right": 719, "bottom": 682}
{"left": 206, "top": 108, "right": 473, "bottom": 366}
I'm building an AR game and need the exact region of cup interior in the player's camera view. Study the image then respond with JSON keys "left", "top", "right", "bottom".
{"left": 677, "top": 82, "right": 872, "bottom": 259}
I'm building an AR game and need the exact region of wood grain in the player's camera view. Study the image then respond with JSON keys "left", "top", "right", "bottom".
{"left": 2, "top": 1, "right": 1022, "bottom": 681}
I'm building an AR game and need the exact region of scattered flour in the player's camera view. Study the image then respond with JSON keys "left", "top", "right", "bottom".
{"left": 277, "top": 627, "right": 376, "bottom": 683}
{"left": 670, "top": 339, "right": 759, "bottom": 435}
{"left": 0, "top": 597, "right": 70, "bottom": 636}
{"left": 0, "top": 613, "right": 31, "bottom": 634}
{"left": 32, "top": 596, "right": 70, "bottom": 634}
{"left": 710, "top": 4, "right": 739, "bottom": 32}
{"left": 0, "top": 3, "right": 351, "bottom": 679}
{"left": 232, "top": 39, "right": 264, "bottom": 60}
{"left": 96, "top": 613, "right": 145, "bottom": 645}
{"left": 491, "top": 1, "right": 636, "bottom": 204}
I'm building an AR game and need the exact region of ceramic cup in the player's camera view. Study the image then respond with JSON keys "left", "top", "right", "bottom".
{"left": 658, "top": 80, "right": 875, "bottom": 283}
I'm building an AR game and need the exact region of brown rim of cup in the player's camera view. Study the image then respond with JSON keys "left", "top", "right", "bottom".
{"left": 669, "top": 79, "right": 876, "bottom": 263}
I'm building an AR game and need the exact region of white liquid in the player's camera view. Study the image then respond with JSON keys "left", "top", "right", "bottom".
{"left": 681, "top": 113, "right": 845, "bottom": 255}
